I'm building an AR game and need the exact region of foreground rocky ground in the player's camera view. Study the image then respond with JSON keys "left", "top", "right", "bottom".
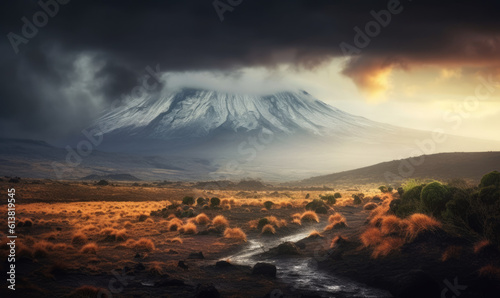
{"left": 0, "top": 180, "right": 499, "bottom": 297}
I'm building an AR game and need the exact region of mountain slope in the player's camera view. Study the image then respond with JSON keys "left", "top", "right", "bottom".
{"left": 292, "top": 152, "right": 500, "bottom": 186}
{"left": 95, "top": 88, "right": 397, "bottom": 140}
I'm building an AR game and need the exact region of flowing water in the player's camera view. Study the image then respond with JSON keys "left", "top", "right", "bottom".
{"left": 224, "top": 229, "right": 392, "bottom": 297}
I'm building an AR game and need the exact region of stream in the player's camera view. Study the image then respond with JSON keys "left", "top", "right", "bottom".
{"left": 224, "top": 228, "right": 392, "bottom": 297}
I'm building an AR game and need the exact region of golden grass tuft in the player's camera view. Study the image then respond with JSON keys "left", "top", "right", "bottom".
{"left": 33, "top": 240, "right": 53, "bottom": 258}
{"left": 324, "top": 213, "right": 347, "bottom": 230}
{"left": 441, "top": 246, "right": 462, "bottom": 262}
{"left": 380, "top": 215, "right": 406, "bottom": 236}
{"left": 123, "top": 221, "right": 133, "bottom": 228}
{"left": 179, "top": 222, "right": 197, "bottom": 234}
{"left": 405, "top": 213, "right": 441, "bottom": 242}
{"left": 478, "top": 265, "right": 500, "bottom": 280}
{"left": 80, "top": 243, "right": 98, "bottom": 254}
{"left": 195, "top": 213, "right": 210, "bottom": 225}
{"left": 71, "top": 231, "right": 88, "bottom": 246}
{"left": 308, "top": 230, "right": 323, "bottom": 238}
{"left": 126, "top": 238, "right": 155, "bottom": 251}
{"left": 360, "top": 227, "right": 384, "bottom": 247}
{"left": 473, "top": 239, "right": 492, "bottom": 254}
{"left": 167, "top": 217, "right": 184, "bottom": 231}
{"left": 363, "top": 202, "right": 378, "bottom": 210}
{"left": 292, "top": 218, "right": 302, "bottom": 225}
{"left": 371, "top": 237, "right": 405, "bottom": 258}
{"left": 212, "top": 215, "right": 229, "bottom": 230}
{"left": 224, "top": 227, "right": 247, "bottom": 242}
{"left": 148, "top": 262, "right": 165, "bottom": 276}
{"left": 261, "top": 224, "right": 276, "bottom": 235}
{"left": 100, "top": 228, "right": 128, "bottom": 241}
{"left": 300, "top": 211, "right": 319, "bottom": 223}
{"left": 169, "top": 237, "right": 183, "bottom": 244}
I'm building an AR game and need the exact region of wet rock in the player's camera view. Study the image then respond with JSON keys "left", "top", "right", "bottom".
{"left": 390, "top": 270, "right": 440, "bottom": 298}
{"left": 188, "top": 252, "right": 205, "bottom": 259}
{"left": 195, "top": 283, "right": 220, "bottom": 298}
{"left": 276, "top": 242, "right": 301, "bottom": 255}
{"left": 134, "top": 253, "right": 142, "bottom": 259}
{"left": 177, "top": 261, "right": 188, "bottom": 270}
{"left": 215, "top": 260, "right": 232, "bottom": 268}
{"left": 295, "top": 242, "right": 306, "bottom": 250}
{"left": 252, "top": 262, "right": 276, "bottom": 278}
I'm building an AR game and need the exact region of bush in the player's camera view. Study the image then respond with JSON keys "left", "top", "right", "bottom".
{"left": 300, "top": 211, "right": 319, "bottom": 223}
{"left": 224, "top": 228, "right": 247, "bottom": 242}
{"left": 479, "top": 171, "right": 500, "bottom": 188}
{"left": 182, "top": 196, "right": 195, "bottom": 205}
{"left": 264, "top": 201, "right": 274, "bottom": 210}
{"left": 197, "top": 197, "right": 206, "bottom": 206}
{"left": 261, "top": 224, "right": 276, "bottom": 235}
{"left": 96, "top": 180, "right": 109, "bottom": 186}
{"left": 420, "top": 182, "right": 450, "bottom": 218}
{"left": 210, "top": 197, "right": 221, "bottom": 207}
{"left": 478, "top": 185, "right": 500, "bottom": 205}
{"left": 320, "top": 194, "right": 337, "bottom": 205}
{"left": 352, "top": 193, "right": 363, "bottom": 205}
{"left": 305, "top": 199, "right": 328, "bottom": 213}
{"left": 378, "top": 186, "right": 388, "bottom": 193}
{"left": 333, "top": 192, "right": 342, "bottom": 199}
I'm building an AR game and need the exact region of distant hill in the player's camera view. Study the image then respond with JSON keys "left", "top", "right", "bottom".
{"left": 81, "top": 173, "right": 141, "bottom": 181}
{"left": 292, "top": 152, "right": 500, "bottom": 187}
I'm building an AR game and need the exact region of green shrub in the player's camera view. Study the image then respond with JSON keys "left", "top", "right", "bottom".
{"left": 378, "top": 186, "right": 388, "bottom": 193}
{"left": 333, "top": 192, "right": 342, "bottom": 199}
{"left": 420, "top": 182, "right": 450, "bottom": 218}
{"left": 182, "top": 196, "right": 195, "bottom": 205}
{"left": 402, "top": 184, "right": 424, "bottom": 202}
{"left": 388, "top": 186, "right": 393, "bottom": 192}
{"left": 479, "top": 171, "right": 500, "bottom": 188}
{"left": 442, "top": 195, "right": 470, "bottom": 223}
{"left": 210, "top": 197, "right": 221, "bottom": 207}
{"left": 397, "top": 187, "right": 404, "bottom": 196}
{"left": 264, "top": 201, "right": 274, "bottom": 210}
{"left": 305, "top": 193, "right": 310, "bottom": 199}
{"left": 389, "top": 198, "right": 419, "bottom": 218}
{"left": 305, "top": 199, "right": 328, "bottom": 213}
{"left": 352, "top": 193, "right": 363, "bottom": 205}
{"left": 320, "top": 194, "right": 336, "bottom": 205}
{"left": 478, "top": 185, "right": 500, "bottom": 205}
{"left": 197, "top": 197, "right": 206, "bottom": 206}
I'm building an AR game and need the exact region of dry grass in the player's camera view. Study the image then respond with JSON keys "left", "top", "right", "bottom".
{"left": 195, "top": 213, "right": 210, "bottom": 225}
{"left": 123, "top": 221, "right": 133, "bottom": 228}
{"left": 474, "top": 239, "right": 492, "bottom": 254}
{"left": 126, "top": 238, "right": 155, "bottom": 251}
{"left": 380, "top": 215, "right": 406, "bottom": 236}
{"left": 33, "top": 240, "right": 53, "bottom": 258}
{"left": 71, "top": 231, "right": 88, "bottom": 246}
{"left": 478, "top": 265, "right": 500, "bottom": 280}
{"left": 224, "top": 227, "right": 247, "bottom": 242}
{"left": 148, "top": 262, "right": 165, "bottom": 276}
{"left": 300, "top": 211, "right": 319, "bottom": 223}
{"left": 179, "top": 222, "right": 197, "bottom": 235}
{"left": 212, "top": 215, "right": 229, "bottom": 230}
{"left": 80, "top": 243, "right": 98, "bottom": 254}
{"left": 361, "top": 227, "right": 384, "bottom": 247}
{"left": 308, "top": 230, "right": 323, "bottom": 238}
{"left": 292, "top": 218, "right": 302, "bottom": 225}
{"left": 169, "top": 237, "right": 183, "bottom": 244}
{"left": 261, "top": 224, "right": 276, "bottom": 235}
{"left": 441, "top": 246, "right": 462, "bottom": 262}
{"left": 167, "top": 217, "right": 184, "bottom": 231}
{"left": 324, "top": 213, "right": 347, "bottom": 230}
{"left": 100, "top": 228, "right": 128, "bottom": 241}
{"left": 405, "top": 213, "right": 441, "bottom": 242}
{"left": 371, "top": 237, "right": 405, "bottom": 258}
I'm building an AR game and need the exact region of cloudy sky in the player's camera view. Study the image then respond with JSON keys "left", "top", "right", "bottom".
{"left": 1, "top": 0, "right": 500, "bottom": 142}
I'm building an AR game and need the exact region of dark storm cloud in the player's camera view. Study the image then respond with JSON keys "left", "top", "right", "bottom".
{"left": 1, "top": 0, "right": 500, "bottom": 139}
